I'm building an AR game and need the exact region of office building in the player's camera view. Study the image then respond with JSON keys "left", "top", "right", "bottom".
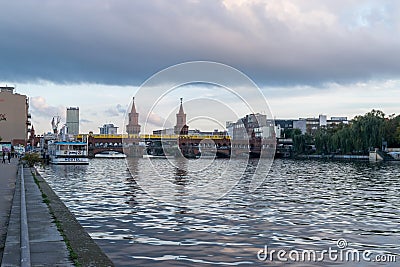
{"left": 66, "top": 107, "right": 79, "bottom": 135}
{"left": 100, "top": 123, "right": 118, "bottom": 135}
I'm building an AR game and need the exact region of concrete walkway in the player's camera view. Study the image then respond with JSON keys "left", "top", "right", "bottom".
{"left": 0, "top": 158, "right": 18, "bottom": 263}
{"left": 1, "top": 164, "right": 74, "bottom": 266}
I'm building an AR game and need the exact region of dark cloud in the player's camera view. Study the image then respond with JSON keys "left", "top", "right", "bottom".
{"left": 1, "top": 0, "right": 400, "bottom": 86}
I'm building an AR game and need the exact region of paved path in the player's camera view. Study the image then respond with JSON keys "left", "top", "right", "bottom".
{"left": 0, "top": 158, "right": 18, "bottom": 263}
{"left": 1, "top": 164, "right": 74, "bottom": 266}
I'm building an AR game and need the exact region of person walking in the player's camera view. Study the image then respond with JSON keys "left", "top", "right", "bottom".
{"left": 2, "top": 151, "right": 5, "bottom": 164}
{"left": 7, "top": 151, "right": 11, "bottom": 164}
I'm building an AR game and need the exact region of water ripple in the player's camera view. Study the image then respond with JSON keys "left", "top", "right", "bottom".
{"left": 37, "top": 158, "right": 400, "bottom": 266}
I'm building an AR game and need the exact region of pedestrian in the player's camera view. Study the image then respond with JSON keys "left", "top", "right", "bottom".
{"left": 2, "top": 152, "right": 5, "bottom": 164}
{"left": 7, "top": 151, "right": 11, "bottom": 164}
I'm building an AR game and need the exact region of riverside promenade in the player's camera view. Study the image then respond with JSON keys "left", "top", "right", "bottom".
{"left": 0, "top": 158, "right": 17, "bottom": 263}
{"left": 0, "top": 159, "right": 114, "bottom": 266}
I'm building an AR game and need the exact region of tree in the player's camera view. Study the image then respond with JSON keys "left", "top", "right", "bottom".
{"left": 293, "top": 133, "right": 313, "bottom": 154}
{"left": 288, "top": 110, "right": 399, "bottom": 155}
{"left": 395, "top": 126, "right": 400, "bottom": 146}
{"left": 22, "top": 153, "right": 42, "bottom": 167}
{"left": 283, "top": 128, "right": 302, "bottom": 139}
{"left": 384, "top": 115, "right": 400, "bottom": 147}
{"left": 350, "top": 109, "right": 386, "bottom": 153}
{"left": 293, "top": 109, "right": 394, "bottom": 155}
{"left": 314, "top": 128, "right": 329, "bottom": 154}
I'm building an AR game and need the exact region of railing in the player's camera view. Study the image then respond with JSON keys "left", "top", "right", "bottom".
{"left": 54, "top": 150, "right": 87, "bottom": 156}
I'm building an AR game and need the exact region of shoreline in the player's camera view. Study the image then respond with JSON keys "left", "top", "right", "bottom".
{"left": 293, "top": 154, "right": 369, "bottom": 161}
{"left": 32, "top": 168, "right": 114, "bottom": 267}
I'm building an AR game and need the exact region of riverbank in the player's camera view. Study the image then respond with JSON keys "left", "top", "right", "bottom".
{"left": 0, "top": 161, "right": 114, "bottom": 266}
{"left": 0, "top": 158, "right": 18, "bottom": 263}
{"left": 295, "top": 154, "right": 369, "bottom": 161}
{"left": 1, "top": 164, "right": 74, "bottom": 266}
{"left": 32, "top": 168, "right": 114, "bottom": 266}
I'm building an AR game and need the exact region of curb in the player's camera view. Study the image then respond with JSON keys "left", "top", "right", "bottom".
{"left": 32, "top": 168, "right": 114, "bottom": 267}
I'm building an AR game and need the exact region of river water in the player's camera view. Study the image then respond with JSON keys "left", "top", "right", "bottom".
{"left": 37, "top": 159, "right": 400, "bottom": 266}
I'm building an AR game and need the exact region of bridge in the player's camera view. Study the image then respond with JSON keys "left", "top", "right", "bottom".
{"left": 76, "top": 134, "right": 276, "bottom": 158}
{"left": 77, "top": 134, "right": 232, "bottom": 158}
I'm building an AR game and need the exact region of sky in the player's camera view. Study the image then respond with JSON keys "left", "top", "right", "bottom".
{"left": 1, "top": 0, "right": 400, "bottom": 134}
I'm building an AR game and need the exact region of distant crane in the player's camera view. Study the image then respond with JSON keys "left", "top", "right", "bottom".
{"left": 51, "top": 116, "right": 61, "bottom": 134}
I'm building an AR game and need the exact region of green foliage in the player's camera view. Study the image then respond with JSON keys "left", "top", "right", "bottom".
{"left": 384, "top": 114, "right": 400, "bottom": 147}
{"left": 293, "top": 133, "right": 313, "bottom": 154}
{"left": 350, "top": 109, "right": 386, "bottom": 152}
{"left": 295, "top": 109, "right": 400, "bottom": 155}
{"left": 283, "top": 128, "right": 302, "bottom": 139}
{"left": 395, "top": 126, "right": 400, "bottom": 144}
{"left": 22, "top": 153, "right": 42, "bottom": 167}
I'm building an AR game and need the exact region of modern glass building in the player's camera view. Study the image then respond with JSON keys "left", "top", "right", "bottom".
{"left": 66, "top": 107, "right": 79, "bottom": 135}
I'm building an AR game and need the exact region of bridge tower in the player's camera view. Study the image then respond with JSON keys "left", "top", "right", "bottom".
{"left": 174, "top": 98, "right": 188, "bottom": 135}
{"left": 126, "top": 97, "right": 141, "bottom": 134}
{"left": 29, "top": 125, "right": 36, "bottom": 146}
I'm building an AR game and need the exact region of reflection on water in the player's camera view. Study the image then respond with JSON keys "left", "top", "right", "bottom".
{"left": 37, "top": 159, "right": 400, "bottom": 266}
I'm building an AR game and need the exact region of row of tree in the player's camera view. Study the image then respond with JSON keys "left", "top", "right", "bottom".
{"left": 287, "top": 110, "right": 400, "bottom": 155}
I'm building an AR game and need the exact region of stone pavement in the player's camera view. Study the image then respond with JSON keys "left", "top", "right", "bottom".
{"left": 1, "top": 164, "right": 74, "bottom": 266}
{"left": 0, "top": 158, "right": 18, "bottom": 263}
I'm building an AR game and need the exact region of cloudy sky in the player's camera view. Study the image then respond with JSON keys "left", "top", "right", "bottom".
{"left": 1, "top": 0, "right": 400, "bottom": 134}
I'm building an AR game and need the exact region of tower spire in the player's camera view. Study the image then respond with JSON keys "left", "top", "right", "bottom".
{"left": 175, "top": 98, "right": 188, "bottom": 135}
{"left": 131, "top": 97, "right": 137, "bottom": 113}
{"left": 126, "top": 97, "right": 141, "bottom": 134}
{"left": 178, "top": 97, "right": 184, "bottom": 114}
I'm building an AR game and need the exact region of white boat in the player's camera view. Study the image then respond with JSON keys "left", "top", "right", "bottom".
{"left": 388, "top": 151, "right": 400, "bottom": 160}
{"left": 143, "top": 154, "right": 175, "bottom": 159}
{"left": 48, "top": 141, "right": 89, "bottom": 165}
{"left": 94, "top": 151, "right": 127, "bottom": 159}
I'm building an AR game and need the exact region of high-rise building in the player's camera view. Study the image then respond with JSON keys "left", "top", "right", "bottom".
{"left": 66, "top": 107, "right": 79, "bottom": 135}
{"left": 0, "top": 85, "right": 30, "bottom": 145}
{"left": 126, "top": 97, "right": 141, "bottom": 134}
{"left": 174, "top": 98, "right": 188, "bottom": 135}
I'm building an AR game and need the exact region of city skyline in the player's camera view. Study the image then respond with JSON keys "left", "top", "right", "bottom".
{"left": 4, "top": 79, "right": 398, "bottom": 135}
{"left": 1, "top": 1, "right": 400, "bottom": 134}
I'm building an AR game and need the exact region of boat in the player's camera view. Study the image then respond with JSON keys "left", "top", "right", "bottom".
{"left": 94, "top": 150, "right": 127, "bottom": 159}
{"left": 143, "top": 154, "right": 175, "bottom": 159}
{"left": 388, "top": 151, "right": 400, "bottom": 160}
{"left": 41, "top": 117, "right": 89, "bottom": 165}
{"left": 48, "top": 140, "right": 89, "bottom": 165}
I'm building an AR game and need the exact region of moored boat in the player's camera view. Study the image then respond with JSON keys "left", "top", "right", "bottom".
{"left": 143, "top": 154, "right": 175, "bottom": 159}
{"left": 48, "top": 141, "right": 89, "bottom": 165}
{"left": 94, "top": 150, "right": 127, "bottom": 159}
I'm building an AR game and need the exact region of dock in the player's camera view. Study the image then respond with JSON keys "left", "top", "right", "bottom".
{"left": 0, "top": 159, "right": 114, "bottom": 266}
